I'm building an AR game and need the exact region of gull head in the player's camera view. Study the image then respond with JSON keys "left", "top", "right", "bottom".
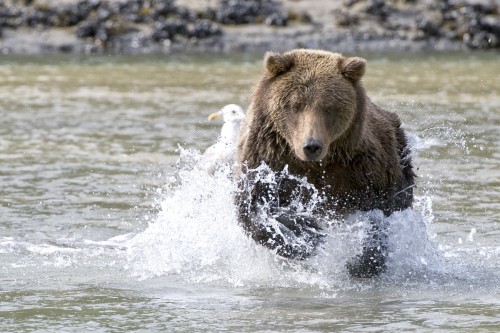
{"left": 208, "top": 104, "right": 245, "bottom": 123}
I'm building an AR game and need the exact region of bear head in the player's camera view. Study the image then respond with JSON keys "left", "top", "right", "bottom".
{"left": 260, "top": 49, "right": 366, "bottom": 162}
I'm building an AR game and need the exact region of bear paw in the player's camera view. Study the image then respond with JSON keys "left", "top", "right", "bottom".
{"left": 346, "top": 246, "right": 387, "bottom": 278}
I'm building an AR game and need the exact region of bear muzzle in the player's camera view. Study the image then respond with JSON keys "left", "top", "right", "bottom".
{"left": 302, "top": 138, "right": 324, "bottom": 161}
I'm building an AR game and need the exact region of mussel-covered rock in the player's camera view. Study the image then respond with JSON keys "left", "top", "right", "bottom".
{"left": 333, "top": 0, "right": 500, "bottom": 49}
{"left": 364, "top": 0, "right": 391, "bottom": 21}
{"left": 0, "top": 5, "right": 24, "bottom": 28}
{"left": 152, "top": 18, "right": 188, "bottom": 42}
{"left": 215, "top": 0, "right": 288, "bottom": 26}
{"left": 1, "top": 0, "right": 498, "bottom": 51}
{"left": 264, "top": 12, "right": 287, "bottom": 26}
{"left": 152, "top": 18, "right": 222, "bottom": 42}
{"left": 114, "top": 0, "right": 176, "bottom": 23}
{"left": 416, "top": 12, "right": 443, "bottom": 37}
{"left": 75, "top": 17, "right": 107, "bottom": 40}
{"left": 189, "top": 19, "right": 222, "bottom": 39}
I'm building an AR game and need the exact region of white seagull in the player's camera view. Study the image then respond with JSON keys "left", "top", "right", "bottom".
{"left": 203, "top": 104, "right": 246, "bottom": 173}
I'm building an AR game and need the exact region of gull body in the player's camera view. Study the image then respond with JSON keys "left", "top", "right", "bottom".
{"left": 203, "top": 104, "right": 246, "bottom": 173}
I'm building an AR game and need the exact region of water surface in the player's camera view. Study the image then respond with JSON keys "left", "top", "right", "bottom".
{"left": 0, "top": 52, "right": 499, "bottom": 332}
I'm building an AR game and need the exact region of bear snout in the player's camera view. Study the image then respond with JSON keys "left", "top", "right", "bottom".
{"left": 302, "top": 138, "right": 324, "bottom": 161}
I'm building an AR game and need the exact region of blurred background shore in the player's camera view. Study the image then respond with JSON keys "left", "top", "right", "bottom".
{"left": 0, "top": 0, "right": 499, "bottom": 55}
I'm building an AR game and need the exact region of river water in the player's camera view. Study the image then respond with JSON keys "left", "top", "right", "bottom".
{"left": 0, "top": 52, "right": 498, "bottom": 332}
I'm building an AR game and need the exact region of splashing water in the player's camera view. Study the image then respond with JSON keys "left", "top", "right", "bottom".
{"left": 125, "top": 148, "right": 285, "bottom": 286}
{"left": 2, "top": 139, "right": 496, "bottom": 293}
{"left": 122, "top": 146, "right": 494, "bottom": 291}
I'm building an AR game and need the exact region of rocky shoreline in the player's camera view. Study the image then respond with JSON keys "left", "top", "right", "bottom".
{"left": 0, "top": 0, "right": 499, "bottom": 55}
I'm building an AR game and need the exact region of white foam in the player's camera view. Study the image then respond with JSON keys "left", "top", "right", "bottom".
{"left": 125, "top": 149, "right": 284, "bottom": 286}
{"left": 124, "top": 148, "right": 488, "bottom": 290}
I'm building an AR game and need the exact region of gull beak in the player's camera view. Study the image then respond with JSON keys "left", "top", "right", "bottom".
{"left": 208, "top": 111, "right": 222, "bottom": 121}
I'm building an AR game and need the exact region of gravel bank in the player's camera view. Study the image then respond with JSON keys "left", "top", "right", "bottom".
{"left": 0, "top": 0, "right": 498, "bottom": 55}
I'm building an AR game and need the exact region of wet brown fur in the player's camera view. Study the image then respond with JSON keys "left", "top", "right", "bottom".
{"left": 237, "top": 49, "right": 414, "bottom": 215}
{"left": 235, "top": 49, "right": 415, "bottom": 274}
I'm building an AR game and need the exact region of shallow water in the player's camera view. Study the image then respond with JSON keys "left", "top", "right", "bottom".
{"left": 0, "top": 52, "right": 499, "bottom": 332}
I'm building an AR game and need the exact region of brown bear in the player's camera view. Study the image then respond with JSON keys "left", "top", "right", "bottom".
{"left": 235, "top": 49, "right": 415, "bottom": 278}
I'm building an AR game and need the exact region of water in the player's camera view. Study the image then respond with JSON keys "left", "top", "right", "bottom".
{"left": 0, "top": 52, "right": 499, "bottom": 332}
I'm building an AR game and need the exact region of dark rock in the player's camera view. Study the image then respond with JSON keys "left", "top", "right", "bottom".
{"left": 58, "top": 43, "right": 74, "bottom": 53}
{"left": 152, "top": 19, "right": 188, "bottom": 42}
{"left": 287, "top": 10, "right": 312, "bottom": 24}
{"left": 175, "top": 7, "right": 197, "bottom": 22}
{"left": 264, "top": 12, "right": 287, "bottom": 26}
{"left": 75, "top": 0, "right": 100, "bottom": 18}
{"left": 25, "top": 7, "right": 56, "bottom": 28}
{"left": 457, "top": 0, "right": 497, "bottom": 15}
{"left": 216, "top": 0, "right": 260, "bottom": 24}
{"left": 115, "top": 1, "right": 147, "bottom": 23}
{"left": 188, "top": 19, "right": 222, "bottom": 39}
{"left": 51, "top": 6, "right": 86, "bottom": 27}
{"left": 111, "top": 0, "right": 176, "bottom": 23}
{"left": 464, "top": 30, "right": 497, "bottom": 49}
{"left": 150, "top": 0, "right": 176, "bottom": 18}
{"left": 365, "top": 0, "right": 390, "bottom": 21}
{"left": 96, "top": 6, "right": 111, "bottom": 21}
{"left": 333, "top": 0, "right": 500, "bottom": 49}
{"left": 334, "top": 9, "right": 360, "bottom": 27}
{"left": 198, "top": 7, "right": 218, "bottom": 21}
{"left": 0, "top": 6, "right": 24, "bottom": 28}
{"left": 480, "top": 15, "right": 500, "bottom": 35}
{"left": 343, "top": 0, "right": 361, "bottom": 7}
{"left": 75, "top": 18, "right": 105, "bottom": 39}
{"left": 1, "top": 0, "right": 498, "bottom": 52}
{"left": 215, "top": 0, "right": 287, "bottom": 26}
{"left": 417, "top": 12, "right": 443, "bottom": 37}
{"left": 95, "top": 25, "right": 108, "bottom": 42}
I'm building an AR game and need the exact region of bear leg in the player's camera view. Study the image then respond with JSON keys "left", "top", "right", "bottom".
{"left": 346, "top": 214, "right": 388, "bottom": 278}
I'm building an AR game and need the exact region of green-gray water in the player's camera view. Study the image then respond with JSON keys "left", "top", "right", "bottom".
{"left": 0, "top": 52, "right": 499, "bottom": 332}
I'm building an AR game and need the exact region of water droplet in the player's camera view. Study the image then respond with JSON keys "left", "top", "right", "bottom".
{"left": 467, "top": 228, "right": 476, "bottom": 242}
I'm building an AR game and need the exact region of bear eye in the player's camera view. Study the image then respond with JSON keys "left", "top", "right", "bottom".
{"left": 292, "top": 100, "right": 304, "bottom": 112}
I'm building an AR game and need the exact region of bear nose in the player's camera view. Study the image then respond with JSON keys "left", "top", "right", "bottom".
{"left": 303, "top": 139, "right": 323, "bottom": 160}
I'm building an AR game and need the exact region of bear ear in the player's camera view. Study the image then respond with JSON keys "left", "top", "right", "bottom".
{"left": 341, "top": 56, "right": 366, "bottom": 81}
{"left": 264, "top": 52, "right": 294, "bottom": 77}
